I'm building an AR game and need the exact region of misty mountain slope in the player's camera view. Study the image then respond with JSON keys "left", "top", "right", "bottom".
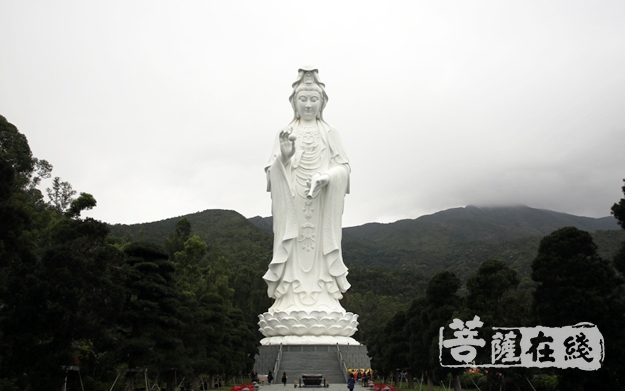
{"left": 338, "top": 205, "right": 622, "bottom": 277}
{"left": 109, "top": 209, "right": 273, "bottom": 266}
{"left": 344, "top": 205, "right": 618, "bottom": 243}
{"left": 108, "top": 205, "right": 623, "bottom": 280}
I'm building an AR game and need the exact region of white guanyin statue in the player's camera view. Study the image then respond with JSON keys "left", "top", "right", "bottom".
{"left": 258, "top": 67, "right": 359, "bottom": 345}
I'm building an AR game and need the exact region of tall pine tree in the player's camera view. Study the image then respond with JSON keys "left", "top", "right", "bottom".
{"left": 532, "top": 227, "right": 625, "bottom": 390}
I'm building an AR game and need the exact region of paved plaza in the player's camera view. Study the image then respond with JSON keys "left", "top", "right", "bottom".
{"left": 252, "top": 383, "right": 351, "bottom": 391}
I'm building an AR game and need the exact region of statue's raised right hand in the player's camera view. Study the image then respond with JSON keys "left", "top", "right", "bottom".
{"left": 279, "top": 127, "right": 296, "bottom": 164}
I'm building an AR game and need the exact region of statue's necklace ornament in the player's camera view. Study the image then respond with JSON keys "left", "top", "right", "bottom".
{"left": 297, "top": 124, "right": 319, "bottom": 148}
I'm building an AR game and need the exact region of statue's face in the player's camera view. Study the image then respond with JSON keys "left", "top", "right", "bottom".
{"left": 296, "top": 90, "right": 322, "bottom": 120}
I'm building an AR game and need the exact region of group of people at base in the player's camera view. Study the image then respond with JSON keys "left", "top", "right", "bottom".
{"left": 251, "top": 370, "right": 284, "bottom": 385}
{"left": 254, "top": 368, "right": 371, "bottom": 389}
{"left": 348, "top": 370, "right": 374, "bottom": 391}
{"left": 347, "top": 372, "right": 371, "bottom": 390}
{"left": 250, "top": 370, "right": 277, "bottom": 385}
{"left": 347, "top": 369, "right": 372, "bottom": 384}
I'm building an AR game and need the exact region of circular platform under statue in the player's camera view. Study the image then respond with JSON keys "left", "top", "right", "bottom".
{"left": 258, "top": 310, "right": 359, "bottom": 345}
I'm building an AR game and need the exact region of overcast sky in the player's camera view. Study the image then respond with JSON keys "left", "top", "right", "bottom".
{"left": 1, "top": 1, "right": 624, "bottom": 227}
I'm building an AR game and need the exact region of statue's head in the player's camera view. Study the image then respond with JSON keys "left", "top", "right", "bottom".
{"left": 289, "top": 67, "right": 328, "bottom": 122}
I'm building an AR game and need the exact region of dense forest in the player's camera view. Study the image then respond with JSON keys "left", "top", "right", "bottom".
{"left": 3, "top": 114, "right": 625, "bottom": 390}
{"left": 366, "top": 223, "right": 625, "bottom": 390}
{"left": 0, "top": 116, "right": 259, "bottom": 391}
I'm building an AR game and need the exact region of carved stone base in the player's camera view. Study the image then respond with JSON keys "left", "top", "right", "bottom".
{"left": 258, "top": 310, "right": 359, "bottom": 344}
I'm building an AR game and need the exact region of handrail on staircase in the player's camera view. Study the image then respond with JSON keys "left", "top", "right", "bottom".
{"left": 273, "top": 344, "right": 283, "bottom": 378}
{"left": 336, "top": 344, "right": 349, "bottom": 383}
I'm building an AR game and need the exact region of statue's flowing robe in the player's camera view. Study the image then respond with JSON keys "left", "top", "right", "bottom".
{"left": 263, "top": 120, "right": 351, "bottom": 312}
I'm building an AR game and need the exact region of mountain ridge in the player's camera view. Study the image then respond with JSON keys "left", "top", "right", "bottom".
{"left": 109, "top": 205, "right": 623, "bottom": 280}
{"left": 250, "top": 204, "right": 617, "bottom": 235}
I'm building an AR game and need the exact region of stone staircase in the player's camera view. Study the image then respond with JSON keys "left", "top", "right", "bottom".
{"left": 254, "top": 345, "right": 281, "bottom": 375}
{"left": 337, "top": 345, "right": 371, "bottom": 370}
{"left": 276, "top": 345, "right": 345, "bottom": 385}
{"left": 254, "top": 344, "right": 371, "bottom": 386}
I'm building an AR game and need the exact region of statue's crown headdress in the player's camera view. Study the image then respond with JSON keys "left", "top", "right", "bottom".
{"left": 289, "top": 66, "right": 328, "bottom": 121}
{"left": 292, "top": 67, "right": 325, "bottom": 89}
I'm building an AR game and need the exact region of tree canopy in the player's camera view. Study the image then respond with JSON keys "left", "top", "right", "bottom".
{"left": 0, "top": 117, "right": 258, "bottom": 391}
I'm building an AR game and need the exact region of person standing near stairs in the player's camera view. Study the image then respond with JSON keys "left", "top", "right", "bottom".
{"left": 348, "top": 373, "right": 355, "bottom": 391}
{"left": 282, "top": 372, "right": 288, "bottom": 386}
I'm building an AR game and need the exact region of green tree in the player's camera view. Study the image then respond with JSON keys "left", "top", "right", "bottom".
{"left": 383, "top": 311, "right": 411, "bottom": 386}
{"left": 167, "top": 218, "right": 257, "bottom": 390}
{"left": 118, "top": 242, "right": 186, "bottom": 391}
{"left": 218, "top": 307, "right": 257, "bottom": 382}
{"left": 0, "top": 115, "right": 47, "bottom": 272}
{"left": 204, "top": 253, "right": 257, "bottom": 383}
{"left": 463, "top": 260, "right": 531, "bottom": 388}
{"left": 405, "top": 297, "right": 428, "bottom": 389}
{"left": 0, "top": 116, "right": 54, "bottom": 389}
{"left": 180, "top": 290, "right": 229, "bottom": 391}
{"left": 1, "top": 216, "right": 127, "bottom": 390}
{"left": 0, "top": 115, "right": 51, "bottom": 194}
{"left": 46, "top": 176, "right": 77, "bottom": 214}
{"left": 164, "top": 217, "right": 192, "bottom": 259}
{"left": 1, "top": 116, "right": 125, "bottom": 390}
{"left": 611, "top": 179, "right": 625, "bottom": 230}
{"left": 424, "top": 271, "right": 463, "bottom": 391}
{"left": 230, "top": 263, "right": 273, "bottom": 342}
{"left": 532, "top": 226, "right": 625, "bottom": 390}
{"left": 65, "top": 192, "right": 97, "bottom": 218}
{"left": 465, "top": 260, "right": 520, "bottom": 323}
{"left": 611, "top": 179, "right": 625, "bottom": 274}
{"left": 533, "top": 228, "right": 621, "bottom": 326}
{"left": 170, "top": 228, "right": 227, "bottom": 391}
{"left": 344, "top": 267, "right": 427, "bottom": 343}
{"left": 382, "top": 271, "right": 462, "bottom": 391}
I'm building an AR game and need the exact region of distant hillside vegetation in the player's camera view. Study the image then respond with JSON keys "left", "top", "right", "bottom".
{"left": 109, "top": 209, "right": 273, "bottom": 266}
{"left": 337, "top": 205, "right": 622, "bottom": 279}
{"left": 110, "top": 205, "right": 624, "bottom": 280}
{"left": 252, "top": 205, "right": 623, "bottom": 279}
{"left": 108, "top": 205, "right": 624, "bottom": 344}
